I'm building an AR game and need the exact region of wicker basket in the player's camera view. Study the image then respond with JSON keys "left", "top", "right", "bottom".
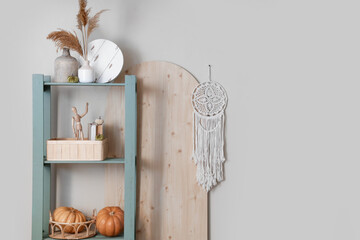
{"left": 49, "top": 210, "right": 97, "bottom": 239}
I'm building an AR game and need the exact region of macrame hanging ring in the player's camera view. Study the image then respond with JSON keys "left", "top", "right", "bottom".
{"left": 191, "top": 81, "right": 228, "bottom": 118}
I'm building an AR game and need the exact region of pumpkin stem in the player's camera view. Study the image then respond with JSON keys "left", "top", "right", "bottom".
{"left": 110, "top": 211, "right": 115, "bottom": 216}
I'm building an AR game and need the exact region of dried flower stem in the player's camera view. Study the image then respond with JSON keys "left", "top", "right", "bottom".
{"left": 47, "top": 0, "right": 107, "bottom": 61}
{"left": 47, "top": 29, "right": 83, "bottom": 57}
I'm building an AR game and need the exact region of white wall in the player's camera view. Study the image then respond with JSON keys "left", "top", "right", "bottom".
{"left": 2, "top": 0, "right": 360, "bottom": 239}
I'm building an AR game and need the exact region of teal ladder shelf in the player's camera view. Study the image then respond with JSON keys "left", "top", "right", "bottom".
{"left": 32, "top": 74, "right": 137, "bottom": 240}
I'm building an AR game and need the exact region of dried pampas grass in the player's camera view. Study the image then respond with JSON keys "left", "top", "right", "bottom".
{"left": 47, "top": 0, "right": 107, "bottom": 60}
{"left": 88, "top": 9, "right": 108, "bottom": 37}
{"left": 77, "top": 0, "right": 90, "bottom": 29}
{"left": 47, "top": 30, "right": 83, "bottom": 57}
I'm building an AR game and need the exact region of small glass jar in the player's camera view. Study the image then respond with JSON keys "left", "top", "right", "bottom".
{"left": 88, "top": 122, "right": 97, "bottom": 140}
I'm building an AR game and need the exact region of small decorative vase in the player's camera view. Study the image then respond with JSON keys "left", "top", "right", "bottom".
{"left": 54, "top": 48, "right": 79, "bottom": 83}
{"left": 78, "top": 60, "right": 95, "bottom": 83}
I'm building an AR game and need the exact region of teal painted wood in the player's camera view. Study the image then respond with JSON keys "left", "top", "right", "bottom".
{"left": 33, "top": 74, "right": 137, "bottom": 240}
{"left": 44, "top": 158, "right": 125, "bottom": 164}
{"left": 44, "top": 82, "right": 125, "bottom": 86}
{"left": 124, "top": 75, "right": 137, "bottom": 240}
{"left": 43, "top": 76, "right": 51, "bottom": 236}
{"left": 32, "top": 74, "right": 45, "bottom": 240}
{"left": 43, "top": 234, "right": 124, "bottom": 240}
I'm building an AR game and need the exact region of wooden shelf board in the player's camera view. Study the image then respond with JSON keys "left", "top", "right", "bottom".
{"left": 44, "top": 82, "right": 126, "bottom": 86}
{"left": 43, "top": 234, "right": 124, "bottom": 239}
{"left": 44, "top": 158, "right": 125, "bottom": 164}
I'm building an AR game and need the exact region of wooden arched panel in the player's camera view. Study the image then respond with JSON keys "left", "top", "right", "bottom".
{"left": 105, "top": 61, "right": 207, "bottom": 240}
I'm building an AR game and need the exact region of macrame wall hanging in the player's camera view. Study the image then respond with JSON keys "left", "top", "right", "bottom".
{"left": 192, "top": 65, "right": 228, "bottom": 192}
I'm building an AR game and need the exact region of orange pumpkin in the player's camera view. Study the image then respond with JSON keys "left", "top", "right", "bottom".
{"left": 53, "top": 207, "right": 86, "bottom": 233}
{"left": 96, "top": 206, "right": 124, "bottom": 237}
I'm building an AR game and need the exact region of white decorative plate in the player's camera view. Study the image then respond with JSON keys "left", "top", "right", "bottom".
{"left": 87, "top": 39, "right": 124, "bottom": 83}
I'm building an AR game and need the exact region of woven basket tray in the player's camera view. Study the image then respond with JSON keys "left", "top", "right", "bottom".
{"left": 49, "top": 210, "right": 97, "bottom": 239}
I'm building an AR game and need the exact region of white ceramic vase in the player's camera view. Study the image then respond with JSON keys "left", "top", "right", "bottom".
{"left": 78, "top": 60, "right": 95, "bottom": 83}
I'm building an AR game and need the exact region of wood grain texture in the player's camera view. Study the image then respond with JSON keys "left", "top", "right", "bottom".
{"left": 104, "top": 61, "right": 208, "bottom": 240}
{"left": 47, "top": 138, "right": 108, "bottom": 161}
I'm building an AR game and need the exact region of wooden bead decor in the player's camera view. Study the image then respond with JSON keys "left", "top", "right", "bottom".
{"left": 49, "top": 209, "right": 97, "bottom": 239}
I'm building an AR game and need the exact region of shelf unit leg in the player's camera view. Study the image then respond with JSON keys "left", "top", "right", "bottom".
{"left": 124, "top": 75, "right": 137, "bottom": 240}
{"left": 43, "top": 165, "right": 51, "bottom": 236}
{"left": 43, "top": 76, "right": 51, "bottom": 237}
{"left": 32, "top": 74, "right": 45, "bottom": 239}
{"left": 32, "top": 74, "right": 51, "bottom": 240}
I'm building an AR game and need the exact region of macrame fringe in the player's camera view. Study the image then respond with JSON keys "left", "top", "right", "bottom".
{"left": 193, "top": 112, "right": 225, "bottom": 192}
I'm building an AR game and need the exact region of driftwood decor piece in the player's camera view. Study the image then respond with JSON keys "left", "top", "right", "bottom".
{"left": 49, "top": 210, "right": 97, "bottom": 239}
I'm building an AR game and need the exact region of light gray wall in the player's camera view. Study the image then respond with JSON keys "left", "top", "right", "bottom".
{"left": 1, "top": 0, "right": 360, "bottom": 239}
